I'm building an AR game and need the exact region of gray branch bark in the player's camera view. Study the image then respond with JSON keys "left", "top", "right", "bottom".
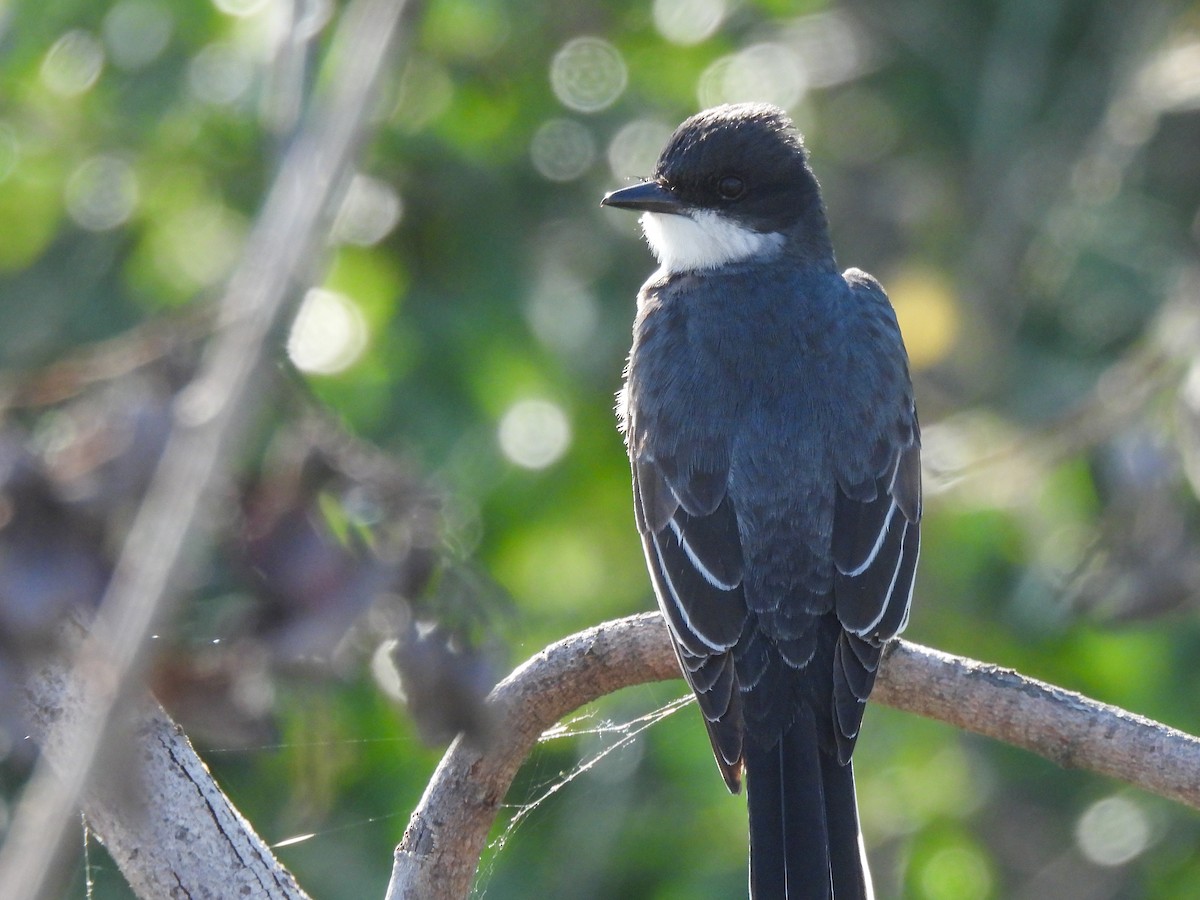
{"left": 386, "top": 611, "right": 1200, "bottom": 900}
{"left": 19, "top": 612, "right": 1198, "bottom": 899}
{"left": 871, "top": 637, "right": 1200, "bottom": 809}
{"left": 23, "top": 650, "right": 310, "bottom": 900}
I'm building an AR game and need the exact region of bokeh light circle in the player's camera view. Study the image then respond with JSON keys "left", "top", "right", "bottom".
{"left": 211, "top": 0, "right": 270, "bottom": 18}
{"left": 1076, "top": 795, "right": 1152, "bottom": 867}
{"left": 42, "top": 30, "right": 105, "bottom": 97}
{"left": 550, "top": 37, "right": 627, "bottom": 113}
{"left": 652, "top": 0, "right": 725, "bottom": 46}
{"left": 287, "top": 288, "right": 369, "bottom": 375}
{"left": 65, "top": 156, "right": 139, "bottom": 231}
{"left": 531, "top": 118, "right": 596, "bottom": 182}
{"left": 918, "top": 845, "right": 993, "bottom": 900}
{"left": 608, "top": 118, "right": 673, "bottom": 181}
{"left": 333, "top": 174, "right": 403, "bottom": 246}
{"left": 189, "top": 43, "right": 253, "bottom": 106}
{"left": 698, "top": 43, "right": 807, "bottom": 110}
{"left": 103, "top": 1, "right": 173, "bottom": 71}
{"left": 498, "top": 399, "right": 572, "bottom": 470}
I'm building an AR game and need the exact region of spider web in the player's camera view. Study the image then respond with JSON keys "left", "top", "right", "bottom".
{"left": 473, "top": 692, "right": 694, "bottom": 896}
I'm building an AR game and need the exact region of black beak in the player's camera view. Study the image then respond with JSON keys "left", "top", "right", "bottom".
{"left": 601, "top": 181, "right": 685, "bottom": 214}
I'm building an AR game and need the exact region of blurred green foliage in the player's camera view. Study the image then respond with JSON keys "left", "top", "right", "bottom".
{"left": 4, "top": 0, "right": 1200, "bottom": 897}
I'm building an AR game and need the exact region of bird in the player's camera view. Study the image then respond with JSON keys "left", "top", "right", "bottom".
{"left": 601, "top": 103, "right": 921, "bottom": 899}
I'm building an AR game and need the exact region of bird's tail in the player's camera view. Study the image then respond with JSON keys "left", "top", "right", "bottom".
{"left": 745, "top": 709, "right": 873, "bottom": 900}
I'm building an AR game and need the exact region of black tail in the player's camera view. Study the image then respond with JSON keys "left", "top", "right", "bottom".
{"left": 745, "top": 709, "right": 873, "bottom": 899}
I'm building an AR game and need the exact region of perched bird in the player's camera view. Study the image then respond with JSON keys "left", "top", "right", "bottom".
{"left": 602, "top": 103, "right": 921, "bottom": 899}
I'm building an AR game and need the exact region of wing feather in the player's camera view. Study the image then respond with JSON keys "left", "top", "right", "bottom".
{"left": 633, "top": 456, "right": 748, "bottom": 791}
{"left": 833, "top": 442, "right": 921, "bottom": 642}
{"left": 831, "top": 430, "right": 921, "bottom": 764}
{"left": 668, "top": 499, "right": 743, "bottom": 590}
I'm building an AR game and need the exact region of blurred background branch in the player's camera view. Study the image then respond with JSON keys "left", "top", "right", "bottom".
{"left": 0, "top": 0, "right": 419, "bottom": 895}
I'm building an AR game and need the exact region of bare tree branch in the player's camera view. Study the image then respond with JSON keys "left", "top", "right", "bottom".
{"left": 386, "top": 611, "right": 1200, "bottom": 900}
{"left": 387, "top": 613, "right": 680, "bottom": 900}
{"left": 871, "top": 638, "right": 1200, "bottom": 809}
{"left": 0, "top": 0, "right": 420, "bottom": 895}
{"left": 23, "top": 644, "right": 311, "bottom": 900}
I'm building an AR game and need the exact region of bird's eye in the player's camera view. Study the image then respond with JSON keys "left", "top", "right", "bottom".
{"left": 717, "top": 175, "right": 745, "bottom": 200}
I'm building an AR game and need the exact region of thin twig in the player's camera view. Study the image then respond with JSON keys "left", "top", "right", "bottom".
{"left": 0, "top": 1, "right": 417, "bottom": 895}
{"left": 387, "top": 612, "right": 1200, "bottom": 900}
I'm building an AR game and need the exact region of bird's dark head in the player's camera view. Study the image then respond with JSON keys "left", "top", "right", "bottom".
{"left": 602, "top": 103, "right": 833, "bottom": 275}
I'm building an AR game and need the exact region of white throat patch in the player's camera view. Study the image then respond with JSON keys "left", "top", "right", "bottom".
{"left": 640, "top": 210, "right": 784, "bottom": 276}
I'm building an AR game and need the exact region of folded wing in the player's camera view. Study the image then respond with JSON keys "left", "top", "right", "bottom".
{"left": 830, "top": 428, "right": 922, "bottom": 763}
{"left": 633, "top": 455, "right": 749, "bottom": 790}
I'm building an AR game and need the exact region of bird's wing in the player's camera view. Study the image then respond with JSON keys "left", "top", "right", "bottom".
{"left": 633, "top": 454, "right": 749, "bottom": 791}
{"left": 829, "top": 416, "right": 922, "bottom": 763}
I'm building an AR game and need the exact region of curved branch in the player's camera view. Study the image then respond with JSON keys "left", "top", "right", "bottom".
{"left": 386, "top": 612, "right": 1200, "bottom": 900}
{"left": 387, "top": 613, "right": 679, "bottom": 900}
